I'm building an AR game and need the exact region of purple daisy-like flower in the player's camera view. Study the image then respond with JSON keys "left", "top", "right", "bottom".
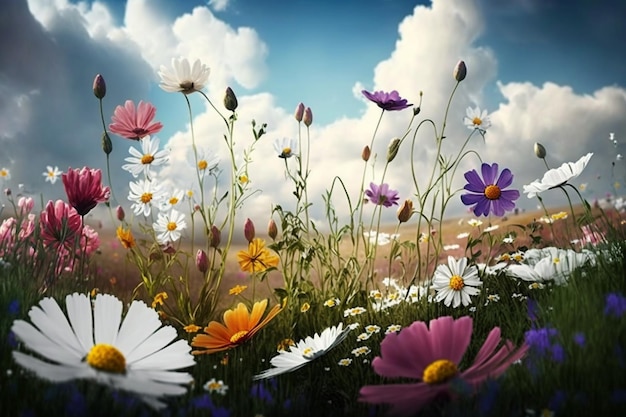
{"left": 461, "top": 163, "right": 520, "bottom": 217}
{"left": 365, "top": 183, "right": 400, "bottom": 207}
{"left": 362, "top": 90, "right": 412, "bottom": 111}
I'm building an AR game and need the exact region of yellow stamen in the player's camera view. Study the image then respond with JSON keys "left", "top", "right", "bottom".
{"left": 167, "top": 221, "right": 177, "bottom": 231}
{"left": 140, "top": 192, "right": 153, "bottom": 203}
{"left": 141, "top": 154, "right": 154, "bottom": 165}
{"left": 422, "top": 359, "right": 458, "bottom": 384}
{"left": 230, "top": 330, "right": 249, "bottom": 344}
{"left": 169, "top": 197, "right": 179, "bottom": 205}
{"left": 484, "top": 184, "right": 501, "bottom": 200}
{"left": 449, "top": 275, "right": 465, "bottom": 291}
{"left": 282, "top": 147, "right": 291, "bottom": 155}
{"left": 472, "top": 117, "right": 482, "bottom": 126}
{"left": 86, "top": 343, "right": 126, "bottom": 374}
{"left": 198, "top": 160, "right": 208, "bottom": 170}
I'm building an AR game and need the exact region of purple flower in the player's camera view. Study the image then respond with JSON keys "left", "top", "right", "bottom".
{"left": 362, "top": 90, "right": 412, "bottom": 111}
{"left": 461, "top": 163, "right": 520, "bottom": 217}
{"left": 573, "top": 332, "right": 586, "bottom": 347}
{"left": 364, "top": 183, "right": 400, "bottom": 207}
{"left": 604, "top": 292, "right": 626, "bottom": 318}
{"left": 524, "top": 327, "right": 558, "bottom": 356}
{"left": 550, "top": 343, "right": 565, "bottom": 362}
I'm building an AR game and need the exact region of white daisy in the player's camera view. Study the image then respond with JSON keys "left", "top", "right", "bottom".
{"left": 203, "top": 378, "right": 228, "bottom": 395}
{"left": 253, "top": 323, "right": 351, "bottom": 380}
{"left": 523, "top": 153, "right": 593, "bottom": 198}
{"left": 0, "top": 167, "right": 10, "bottom": 180}
{"left": 158, "top": 57, "right": 210, "bottom": 95}
{"left": 159, "top": 188, "right": 185, "bottom": 212}
{"left": 11, "top": 293, "right": 195, "bottom": 410}
{"left": 153, "top": 209, "right": 187, "bottom": 244}
{"left": 506, "top": 247, "right": 596, "bottom": 285}
{"left": 464, "top": 106, "right": 492, "bottom": 132}
{"left": 431, "top": 256, "right": 482, "bottom": 308}
{"left": 273, "top": 137, "right": 298, "bottom": 159}
{"left": 122, "top": 136, "right": 169, "bottom": 179}
{"left": 43, "top": 166, "right": 62, "bottom": 184}
{"left": 363, "top": 231, "right": 399, "bottom": 246}
{"left": 195, "top": 149, "right": 220, "bottom": 176}
{"left": 128, "top": 179, "right": 167, "bottom": 217}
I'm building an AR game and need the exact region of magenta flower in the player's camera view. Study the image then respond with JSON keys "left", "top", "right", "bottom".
{"left": 109, "top": 100, "right": 163, "bottom": 140}
{"left": 62, "top": 167, "right": 111, "bottom": 216}
{"left": 359, "top": 316, "right": 528, "bottom": 416}
{"left": 365, "top": 182, "right": 400, "bottom": 207}
{"left": 39, "top": 200, "right": 83, "bottom": 250}
{"left": 460, "top": 163, "right": 520, "bottom": 217}
{"left": 362, "top": 90, "right": 412, "bottom": 111}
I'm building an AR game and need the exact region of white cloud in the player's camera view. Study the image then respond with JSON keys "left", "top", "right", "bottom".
{"left": 208, "top": 0, "right": 230, "bottom": 12}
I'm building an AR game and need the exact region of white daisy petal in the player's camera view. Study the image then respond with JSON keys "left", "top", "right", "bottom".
{"left": 65, "top": 293, "right": 94, "bottom": 353}
{"left": 94, "top": 294, "right": 123, "bottom": 345}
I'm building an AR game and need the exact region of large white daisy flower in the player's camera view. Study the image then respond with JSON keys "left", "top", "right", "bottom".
{"left": 153, "top": 209, "right": 187, "bottom": 244}
{"left": 506, "top": 247, "right": 596, "bottom": 285}
{"left": 128, "top": 178, "right": 167, "bottom": 217}
{"left": 463, "top": 106, "right": 491, "bottom": 132}
{"left": 11, "top": 293, "right": 195, "bottom": 410}
{"left": 158, "top": 58, "right": 210, "bottom": 95}
{"left": 523, "top": 153, "right": 593, "bottom": 198}
{"left": 122, "top": 136, "right": 169, "bottom": 179}
{"left": 431, "top": 256, "right": 482, "bottom": 308}
{"left": 253, "top": 323, "right": 351, "bottom": 380}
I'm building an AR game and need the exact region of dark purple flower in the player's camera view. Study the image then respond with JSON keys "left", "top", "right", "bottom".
{"left": 524, "top": 327, "right": 558, "bottom": 356}
{"left": 362, "top": 90, "right": 412, "bottom": 111}
{"left": 573, "top": 332, "right": 586, "bottom": 347}
{"left": 461, "top": 163, "right": 520, "bottom": 217}
{"left": 527, "top": 298, "right": 539, "bottom": 322}
{"left": 604, "top": 292, "right": 626, "bottom": 318}
{"left": 550, "top": 343, "right": 565, "bottom": 362}
{"left": 8, "top": 299, "right": 19, "bottom": 315}
{"left": 364, "top": 182, "right": 399, "bottom": 207}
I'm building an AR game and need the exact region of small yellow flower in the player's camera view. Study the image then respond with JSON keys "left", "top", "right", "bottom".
{"left": 323, "top": 298, "right": 340, "bottom": 308}
{"left": 184, "top": 324, "right": 202, "bottom": 333}
{"left": 300, "top": 302, "right": 310, "bottom": 313}
{"left": 550, "top": 211, "right": 568, "bottom": 221}
{"left": 228, "top": 285, "right": 248, "bottom": 296}
{"left": 151, "top": 292, "right": 168, "bottom": 308}
{"left": 239, "top": 175, "right": 249, "bottom": 183}
{"left": 237, "top": 238, "right": 279, "bottom": 273}
{"left": 116, "top": 226, "right": 135, "bottom": 249}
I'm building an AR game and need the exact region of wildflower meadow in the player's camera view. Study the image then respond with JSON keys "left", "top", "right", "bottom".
{"left": 1, "top": 58, "right": 626, "bottom": 417}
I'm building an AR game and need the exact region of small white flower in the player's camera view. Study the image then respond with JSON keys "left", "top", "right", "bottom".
{"left": 343, "top": 307, "right": 367, "bottom": 317}
{"left": 385, "top": 324, "right": 402, "bottom": 334}
{"left": 523, "top": 153, "right": 593, "bottom": 198}
{"left": 351, "top": 346, "right": 371, "bottom": 357}
{"left": 503, "top": 235, "right": 515, "bottom": 244}
{"left": 153, "top": 209, "right": 187, "bottom": 244}
{"left": 467, "top": 219, "right": 483, "bottom": 227}
{"left": 274, "top": 137, "right": 298, "bottom": 159}
{"left": 122, "top": 136, "right": 169, "bottom": 179}
{"left": 323, "top": 298, "right": 341, "bottom": 308}
{"left": 464, "top": 106, "right": 491, "bottom": 132}
{"left": 0, "top": 167, "right": 10, "bottom": 180}
{"left": 356, "top": 332, "right": 371, "bottom": 341}
{"left": 159, "top": 188, "right": 185, "bottom": 212}
{"left": 364, "top": 325, "right": 381, "bottom": 334}
{"left": 363, "top": 231, "right": 399, "bottom": 246}
{"left": 195, "top": 149, "right": 220, "bottom": 176}
{"left": 431, "top": 256, "right": 482, "bottom": 308}
{"left": 443, "top": 244, "right": 460, "bottom": 251}
{"left": 337, "top": 358, "right": 352, "bottom": 366}
{"left": 158, "top": 57, "right": 210, "bottom": 94}
{"left": 457, "top": 232, "right": 470, "bottom": 239}
{"left": 203, "top": 378, "right": 228, "bottom": 395}
{"left": 43, "top": 166, "right": 62, "bottom": 184}
{"left": 128, "top": 179, "right": 167, "bottom": 217}
{"left": 484, "top": 225, "right": 499, "bottom": 233}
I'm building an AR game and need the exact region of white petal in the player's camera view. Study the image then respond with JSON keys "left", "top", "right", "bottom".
{"left": 65, "top": 293, "right": 94, "bottom": 353}
{"left": 12, "top": 320, "right": 82, "bottom": 365}
{"left": 130, "top": 339, "right": 194, "bottom": 371}
{"left": 125, "top": 326, "right": 177, "bottom": 365}
{"left": 94, "top": 294, "right": 123, "bottom": 345}
{"left": 116, "top": 300, "right": 162, "bottom": 356}
{"left": 12, "top": 351, "right": 93, "bottom": 381}
{"left": 27, "top": 298, "right": 85, "bottom": 359}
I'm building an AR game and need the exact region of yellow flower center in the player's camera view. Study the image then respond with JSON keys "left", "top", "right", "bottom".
{"left": 141, "top": 154, "right": 154, "bottom": 165}
{"left": 484, "top": 184, "right": 501, "bottom": 200}
{"left": 207, "top": 381, "right": 222, "bottom": 390}
{"left": 553, "top": 257, "right": 560, "bottom": 264}
{"left": 198, "top": 160, "right": 208, "bottom": 170}
{"left": 48, "top": 172, "right": 55, "bottom": 177}
{"left": 472, "top": 116, "right": 482, "bottom": 126}
{"left": 169, "top": 197, "right": 179, "bottom": 205}
{"left": 140, "top": 192, "right": 153, "bottom": 204}
{"left": 86, "top": 343, "right": 126, "bottom": 374}
{"left": 302, "top": 347, "right": 315, "bottom": 359}
{"left": 449, "top": 275, "right": 465, "bottom": 290}
{"left": 282, "top": 147, "right": 291, "bottom": 155}
{"left": 239, "top": 175, "right": 248, "bottom": 183}
{"left": 167, "top": 221, "right": 177, "bottom": 231}
{"left": 230, "top": 330, "right": 249, "bottom": 344}
{"left": 422, "top": 359, "right": 458, "bottom": 384}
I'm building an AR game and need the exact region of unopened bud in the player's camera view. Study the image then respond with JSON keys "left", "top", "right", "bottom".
{"left": 93, "top": 74, "right": 106, "bottom": 99}
{"left": 102, "top": 131, "right": 112, "bottom": 155}
{"left": 362, "top": 145, "right": 371, "bottom": 162}
{"left": 268, "top": 219, "right": 278, "bottom": 240}
{"left": 116, "top": 205, "right": 125, "bottom": 221}
{"left": 397, "top": 199, "right": 414, "bottom": 223}
{"left": 196, "top": 249, "right": 208, "bottom": 273}
{"left": 244, "top": 218, "right": 255, "bottom": 243}
{"left": 453, "top": 60, "right": 467, "bottom": 82}
{"left": 4, "top": 188, "right": 11, "bottom": 196}
{"left": 387, "top": 138, "right": 401, "bottom": 162}
{"left": 534, "top": 142, "right": 547, "bottom": 159}
{"left": 294, "top": 102, "right": 305, "bottom": 122}
{"left": 224, "top": 87, "right": 238, "bottom": 111}
{"left": 303, "top": 107, "right": 313, "bottom": 127}
{"left": 209, "top": 225, "right": 221, "bottom": 248}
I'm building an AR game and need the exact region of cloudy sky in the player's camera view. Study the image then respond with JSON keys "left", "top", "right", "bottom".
{"left": 1, "top": 0, "right": 625, "bottom": 232}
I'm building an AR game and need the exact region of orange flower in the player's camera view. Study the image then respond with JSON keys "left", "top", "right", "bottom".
{"left": 116, "top": 226, "right": 135, "bottom": 249}
{"left": 237, "top": 238, "right": 279, "bottom": 273}
{"left": 183, "top": 324, "right": 202, "bottom": 333}
{"left": 191, "top": 300, "right": 281, "bottom": 355}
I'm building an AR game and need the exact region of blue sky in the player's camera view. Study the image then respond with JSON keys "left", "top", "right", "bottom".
{"left": 1, "top": 0, "right": 626, "bottom": 229}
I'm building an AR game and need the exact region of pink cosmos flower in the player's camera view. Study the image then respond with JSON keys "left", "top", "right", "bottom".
{"left": 62, "top": 167, "right": 110, "bottom": 216}
{"left": 359, "top": 316, "right": 528, "bottom": 416}
{"left": 39, "top": 200, "right": 82, "bottom": 250}
{"left": 109, "top": 100, "right": 163, "bottom": 140}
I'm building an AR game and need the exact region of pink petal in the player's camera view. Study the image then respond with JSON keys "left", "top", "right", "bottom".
{"left": 359, "top": 382, "right": 447, "bottom": 417}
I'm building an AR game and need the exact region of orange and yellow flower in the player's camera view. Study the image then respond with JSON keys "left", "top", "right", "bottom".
{"left": 191, "top": 300, "right": 282, "bottom": 355}
{"left": 237, "top": 238, "right": 279, "bottom": 273}
{"left": 116, "top": 226, "right": 136, "bottom": 249}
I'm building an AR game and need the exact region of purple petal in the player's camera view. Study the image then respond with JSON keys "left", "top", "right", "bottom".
{"left": 464, "top": 170, "right": 486, "bottom": 193}
{"left": 461, "top": 193, "right": 484, "bottom": 206}
{"left": 496, "top": 168, "right": 514, "bottom": 189}
{"left": 473, "top": 198, "right": 491, "bottom": 216}
{"left": 481, "top": 163, "right": 498, "bottom": 186}
{"left": 500, "top": 189, "right": 520, "bottom": 201}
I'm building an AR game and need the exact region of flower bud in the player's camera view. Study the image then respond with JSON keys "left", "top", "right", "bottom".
{"left": 397, "top": 199, "right": 414, "bottom": 223}
{"left": 244, "top": 218, "right": 255, "bottom": 243}
{"left": 102, "top": 131, "right": 113, "bottom": 155}
{"left": 196, "top": 249, "right": 208, "bottom": 273}
{"left": 387, "top": 138, "right": 401, "bottom": 162}
{"left": 4, "top": 188, "right": 11, "bottom": 196}
{"left": 303, "top": 107, "right": 313, "bottom": 127}
{"left": 453, "top": 60, "right": 467, "bottom": 82}
{"left": 93, "top": 74, "right": 106, "bottom": 99}
{"left": 209, "top": 225, "right": 221, "bottom": 248}
{"left": 224, "top": 87, "right": 238, "bottom": 111}
{"left": 294, "top": 102, "right": 305, "bottom": 122}
{"left": 268, "top": 219, "right": 278, "bottom": 240}
{"left": 534, "top": 142, "right": 547, "bottom": 159}
{"left": 116, "top": 205, "right": 125, "bottom": 221}
{"left": 362, "top": 145, "right": 371, "bottom": 162}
